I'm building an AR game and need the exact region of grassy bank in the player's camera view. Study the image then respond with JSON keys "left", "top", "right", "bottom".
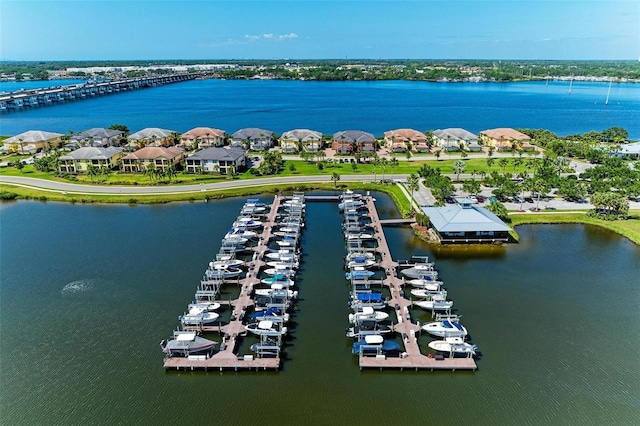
{"left": 509, "top": 210, "right": 640, "bottom": 245}
{"left": 0, "top": 182, "right": 400, "bottom": 206}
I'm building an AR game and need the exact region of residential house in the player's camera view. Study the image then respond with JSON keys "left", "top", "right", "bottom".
{"left": 231, "top": 128, "right": 274, "bottom": 151}
{"left": 121, "top": 146, "right": 184, "bottom": 172}
{"left": 69, "top": 128, "right": 124, "bottom": 149}
{"left": 421, "top": 201, "right": 512, "bottom": 244}
{"left": 332, "top": 130, "right": 376, "bottom": 154}
{"left": 4, "top": 130, "right": 64, "bottom": 153}
{"left": 58, "top": 147, "right": 123, "bottom": 174}
{"left": 383, "top": 129, "right": 427, "bottom": 152}
{"left": 612, "top": 142, "right": 640, "bottom": 159}
{"left": 180, "top": 127, "right": 226, "bottom": 149}
{"left": 185, "top": 147, "right": 246, "bottom": 175}
{"left": 280, "top": 129, "right": 323, "bottom": 153}
{"left": 128, "top": 128, "right": 177, "bottom": 148}
{"left": 433, "top": 128, "right": 481, "bottom": 152}
{"left": 479, "top": 128, "right": 533, "bottom": 151}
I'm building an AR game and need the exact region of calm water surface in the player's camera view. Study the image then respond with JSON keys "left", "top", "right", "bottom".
{"left": 1, "top": 79, "right": 639, "bottom": 138}
{"left": 1, "top": 193, "right": 638, "bottom": 425}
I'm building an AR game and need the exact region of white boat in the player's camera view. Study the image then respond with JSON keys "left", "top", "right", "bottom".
{"left": 421, "top": 319, "right": 468, "bottom": 338}
{"left": 346, "top": 257, "right": 376, "bottom": 269}
{"left": 346, "top": 324, "right": 392, "bottom": 339}
{"left": 260, "top": 275, "right": 295, "bottom": 287}
{"left": 265, "top": 251, "right": 299, "bottom": 262}
{"left": 339, "top": 199, "right": 365, "bottom": 210}
{"left": 413, "top": 299, "right": 453, "bottom": 311}
{"left": 264, "top": 266, "right": 296, "bottom": 276}
{"left": 428, "top": 337, "right": 477, "bottom": 356}
{"left": 401, "top": 264, "right": 437, "bottom": 279}
{"left": 221, "top": 235, "right": 248, "bottom": 246}
{"left": 349, "top": 306, "right": 389, "bottom": 323}
{"left": 410, "top": 289, "right": 448, "bottom": 300}
{"left": 345, "top": 233, "right": 374, "bottom": 240}
{"left": 179, "top": 307, "right": 220, "bottom": 326}
{"left": 276, "top": 237, "right": 298, "bottom": 247}
{"left": 187, "top": 302, "right": 221, "bottom": 312}
{"left": 266, "top": 260, "right": 299, "bottom": 269}
{"left": 254, "top": 288, "right": 298, "bottom": 299}
{"left": 211, "top": 257, "right": 244, "bottom": 269}
{"left": 407, "top": 278, "right": 442, "bottom": 291}
{"left": 245, "top": 320, "right": 288, "bottom": 336}
{"left": 233, "top": 217, "right": 263, "bottom": 229}
{"left": 161, "top": 331, "right": 217, "bottom": 356}
{"left": 224, "top": 227, "right": 257, "bottom": 240}
{"left": 205, "top": 264, "right": 243, "bottom": 279}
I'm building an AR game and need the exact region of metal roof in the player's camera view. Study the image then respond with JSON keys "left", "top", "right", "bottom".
{"left": 188, "top": 147, "right": 246, "bottom": 161}
{"left": 232, "top": 128, "right": 274, "bottom": 139}
{"left": 60, "top": 146, "right": 122, "bottom": 160}
{"left": 5, "top": 130, "right": 64, "bottom": 143}
{"left": 421, "top": 204, "right": 512, "bottom": 233}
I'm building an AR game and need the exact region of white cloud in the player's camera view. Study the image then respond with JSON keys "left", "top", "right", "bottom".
{"left": 244, "top": 33, "right": 298, "bottom": 42}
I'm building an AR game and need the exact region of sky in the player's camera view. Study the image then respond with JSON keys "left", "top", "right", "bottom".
{"left": 1, "top": 0, "right": 638, "bottom": 61}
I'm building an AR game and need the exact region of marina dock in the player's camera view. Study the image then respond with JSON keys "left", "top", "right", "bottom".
{"left": 163, "top": 192, "right": 477, "bottom": 372}
{"left": 349, "top": 196, "right": 477, "bottom": 371}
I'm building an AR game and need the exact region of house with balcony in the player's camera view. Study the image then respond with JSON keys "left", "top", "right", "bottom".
{"left": 231, "top": 128, "right": 275, "bottom": 151}
{"left": 58, "top": 147, "right": 123, "bottom": 174}
{"left": 281, "top": 129, "right": 323, "bottom": 153}
{"left": 4, "top": 130, "right": 64, "bottom": 153}
{"left": 121, "top": 146, "right": 184, "bottom": 172}
{"left": 185, "top": 147, "right": 246, "bottom": 175}
{"left": 128, "top": 128, "right": 177, "bottom": 148}
{"left": 383, "top": 129, "right": 427, "bottom": 152}
{"left": 68, "top": 128, "right": 125, "bottom": 149}
{"left": 332, "top": 130, "right": 376, "bottom": 154}
{"left": 179, "top": 127, "right": 226, "bottom": 149}
{"left": 479, "top": 128, "right": 534, "bottom": 151}
{"left": 433, "top": 128, "right": 481, "bottom": 152}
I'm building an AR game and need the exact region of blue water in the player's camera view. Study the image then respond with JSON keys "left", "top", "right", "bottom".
{"left": 1, "top": 79, "right": 639, "bottom": 139}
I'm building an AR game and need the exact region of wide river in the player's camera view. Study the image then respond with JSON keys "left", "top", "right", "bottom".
{"left": 1, "top": 194, "right": 638, "bottom": 425}
{"left": 1, "top": 79, "right": 639, "bottom": 139}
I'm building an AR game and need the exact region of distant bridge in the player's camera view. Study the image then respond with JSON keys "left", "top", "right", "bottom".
{"left": 0, "top": 74, "right": 199, "bottom": 113}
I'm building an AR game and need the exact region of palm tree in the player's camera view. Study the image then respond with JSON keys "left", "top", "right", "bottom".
{"left": 372, "top": 156, "right": 380, "bottom": 183}
{"left": 144, "top": 163, "right": 157, "bottom": 183}
{"left": 165, "top": 164, "right": 177, "bottom": 183}
{"left": 390, "top": 156, "right": 399, "bottom": 181}
{"left": 331, "top": 172, "right": 340, "bottom": 188}
{"left": 407, "top": 173, "right": 420, "bottom": 212}
{"left": 486, "top": 157, "right": 495, "bottom": 170}
{"left": 499, "top": 158, "right": 509, "bottom": 174}
{"left": 380, "top": 158, "right": 389, "bottom": 183}
{"left": 453, "top": 160, "right": 466, "bottom": 182}
{"left": 434, "top": 150, "right": 441, "bottom": 161}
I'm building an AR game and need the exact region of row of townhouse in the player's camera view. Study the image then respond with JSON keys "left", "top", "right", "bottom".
{"left": 5, "top": 126, "right": 535, "bottom": 158}
{"left": 59, "top": 146, "right": 246, "bottom": 175}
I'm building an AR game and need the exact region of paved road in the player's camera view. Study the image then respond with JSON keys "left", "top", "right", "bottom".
{"left": 0, "top": 175, "right": 382, "bottom": 195}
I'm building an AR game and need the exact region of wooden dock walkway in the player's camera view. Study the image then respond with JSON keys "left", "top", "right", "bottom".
{"left": 378, "top": 218, "right": 417, "bottom": 225}
{"left": 361, "top": 196, "right": 477, "bottom": 371}
{"left": 164, "top": 195, "right": 283, "bottom": 371}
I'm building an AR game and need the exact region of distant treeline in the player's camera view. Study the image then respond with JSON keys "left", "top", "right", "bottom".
{"left": 1, "top": 59, "right": 639, "bottom": 82}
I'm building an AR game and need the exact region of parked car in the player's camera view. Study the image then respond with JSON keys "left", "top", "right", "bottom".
{"left": 476, "top": 195, "right": 485, "bottom": 203}
{"left": 514, "top": 195, "right": 525, "bottom": 203}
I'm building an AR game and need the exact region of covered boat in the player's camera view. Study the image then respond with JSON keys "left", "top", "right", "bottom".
{"left": 161, "top": 331, "right": 217, "bottom": 356}
{"left": 351, "top": 335, "right": 400, "bottom": 354}
{"left": 345, "top": 267, "right": 375, "bottom": 280}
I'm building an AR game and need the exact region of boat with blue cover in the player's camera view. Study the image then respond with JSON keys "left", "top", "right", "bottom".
{"left": 422, "top": 317, "right": 468, "bottom": 338}
{"left": 351, "top": 335, "right": 400, "bottom": 355}
{"left": 345, "top": 268, "right": 375, "bottom": 280}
